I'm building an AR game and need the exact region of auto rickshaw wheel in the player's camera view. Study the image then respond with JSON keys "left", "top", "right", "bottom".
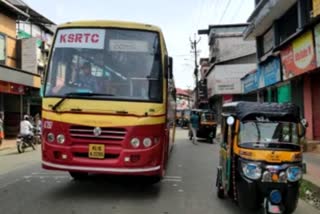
{"left": 216, "top": 168, "right": 225, "bottom": 199}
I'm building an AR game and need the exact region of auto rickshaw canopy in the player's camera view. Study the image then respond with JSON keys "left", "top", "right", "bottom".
{"left": 222, "top": 102, "right": 300, "bottom": 123}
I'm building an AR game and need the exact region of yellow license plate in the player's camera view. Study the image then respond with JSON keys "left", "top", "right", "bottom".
{"left": 88, "top": 144, "right": 105, "bottom": 159}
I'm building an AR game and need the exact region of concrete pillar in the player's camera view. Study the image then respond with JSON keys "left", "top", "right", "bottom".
{"left": 303, "top": 76, "right": 313, "bottom": 140}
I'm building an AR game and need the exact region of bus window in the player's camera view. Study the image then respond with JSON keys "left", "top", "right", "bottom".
{"left": 44, "top": 29, "right": 163, "bottom": 102}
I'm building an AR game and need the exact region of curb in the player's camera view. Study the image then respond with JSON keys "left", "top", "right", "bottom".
{"left": 300, "top": 178, "right": 320, "bottom": 210}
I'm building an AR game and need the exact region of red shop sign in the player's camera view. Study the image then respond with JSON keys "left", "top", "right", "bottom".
{"left": 280, "top": 31, "right": 317, "bottom": 80}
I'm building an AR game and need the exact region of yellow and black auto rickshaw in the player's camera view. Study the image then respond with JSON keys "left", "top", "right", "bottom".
{"left": 188, "top": 109, "right": 217, "bottom": 143}
{"left": 216, "top": 102, "right": 306, "bottom": 214}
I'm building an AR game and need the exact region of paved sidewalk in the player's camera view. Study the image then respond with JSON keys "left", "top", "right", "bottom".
{"left": 0, "top": 139, "right": 16, "bottom": 152}
{"left": 304, "top": 152, "right": 320, "bottom": 187}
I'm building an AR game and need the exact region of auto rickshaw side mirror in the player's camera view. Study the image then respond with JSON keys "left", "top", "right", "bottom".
{"left": 299, "top": 119, "right": 308, "bottom": 138}
{"left": 301, "top": 118, "right": 308, "bottom": 128}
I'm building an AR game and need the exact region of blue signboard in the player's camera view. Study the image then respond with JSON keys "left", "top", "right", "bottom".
{"left": 242, "top": 70, "right": 259, "bottom": 93}
{"left": 242, "top": 56, "right": 281, "bottom": 93}
{"left": 259, "top": 56, "right": 281, "bottom": 87}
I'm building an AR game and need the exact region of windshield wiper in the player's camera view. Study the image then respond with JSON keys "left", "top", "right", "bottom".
{"left": 51, "top": 92, "right": 114, "bottom": 111}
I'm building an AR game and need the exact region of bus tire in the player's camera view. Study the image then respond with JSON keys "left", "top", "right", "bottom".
{"left": 69, "top": 171, "right": 88, "bottom": 180}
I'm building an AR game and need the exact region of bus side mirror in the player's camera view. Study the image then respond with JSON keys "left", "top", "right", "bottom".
{"left": 40, "top": 85, "right": 44, "bottom": 97}
{"left": 168, "top": 57, "right": 173, "bottom": 79}
{"left": 165, "top": 56, "right": 173, "bottom": 79}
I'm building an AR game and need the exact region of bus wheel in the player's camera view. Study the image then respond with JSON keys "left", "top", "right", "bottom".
{"left": 69, "top": 171, "right": 88, "bottom": 180}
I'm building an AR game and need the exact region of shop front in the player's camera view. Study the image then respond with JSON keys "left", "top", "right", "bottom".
{"left": 280, "top": 30, "right": 317, "bottom": 140}
{"left": 0, "top": 65, "right": 41, "bottom": 137}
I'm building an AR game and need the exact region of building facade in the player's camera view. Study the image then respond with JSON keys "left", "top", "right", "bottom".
{"left": 242, "top": 0, "right": 320, "bottom": 142}
{"left": 0, "top": 0, "right": 55, "bottom": 136}
{"left": 198, "top": 24, "right": 257, "bottom": 122}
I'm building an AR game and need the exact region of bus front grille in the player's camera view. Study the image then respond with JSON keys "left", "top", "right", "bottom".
{"left": 69, "top": 126, "right": 126, "bottom": 141}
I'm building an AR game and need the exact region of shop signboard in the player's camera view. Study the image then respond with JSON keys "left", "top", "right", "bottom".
{"left": 208, "top": 64, "right": 256, "bottom": 96}
{"left": 259, "top": 56, "right": 281, "bottom": 87}
{"left": 280, "top": 31, "right": 316, "bottom": 80}
{"left": 313, "top": 0, "right": 320, "bottom": 18}
{"left": 241, "top": 56, "right": 281, "bottom": 93}
{"left": 0, "top": 80, "right": 25, "bottom": 95}
{"left": 242, "top": 70, "right": 258, "bottom": 93}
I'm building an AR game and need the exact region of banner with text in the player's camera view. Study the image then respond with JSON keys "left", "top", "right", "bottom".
{"left": 280, "top": 31, "right": 316, "bottom": 80}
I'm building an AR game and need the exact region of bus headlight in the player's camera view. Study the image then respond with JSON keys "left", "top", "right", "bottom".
{"left": 286, "top": 166, "right": 302, "bottom": 182}
{"left": 47, "top": 133, "right": 55, "bottom": 143}
{"left": 242, "top": 162, "right": 262, "bottom": 180}
{"left": 130, "top": 138, "right": 140, "bottom": 148}
{"left": 143, "top": 138, "right": 152, "bottom": 148}
{"left": 57, "top": 134, "right": 65, "bottom": 144}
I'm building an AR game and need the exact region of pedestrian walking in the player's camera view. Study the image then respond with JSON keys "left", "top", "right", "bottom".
{"left": 189, "top": 111, "right": 199, "bottom": 145}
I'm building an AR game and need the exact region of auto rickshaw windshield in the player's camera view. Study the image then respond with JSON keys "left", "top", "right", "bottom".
{"left": 201, "top": 112, "right": 214, "bottom": 122}
{"left": 239, "top": 121, "right": 299, "bottom": 145}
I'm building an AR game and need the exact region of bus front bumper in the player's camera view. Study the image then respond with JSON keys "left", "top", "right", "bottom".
{"left": 42, "top": 142, "right": 164, "bottom": 176}
{"left": 42, "top": 160, "right": 161, "bottom": 174}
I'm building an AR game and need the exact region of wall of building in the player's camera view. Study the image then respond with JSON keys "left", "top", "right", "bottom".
{"left": 212, "top": 36, "right": 256, "bottom": 63}
{"left": 0, "top": 13, "right": 17, "bottom": 68}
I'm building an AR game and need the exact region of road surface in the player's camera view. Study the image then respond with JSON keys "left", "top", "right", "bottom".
{"left": 0, "top": 129, "right": 318, "bottom": 214}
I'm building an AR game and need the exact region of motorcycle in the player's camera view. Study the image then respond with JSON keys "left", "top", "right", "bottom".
{"left": 16, "top": 133, "right": 36, "bottom": 153}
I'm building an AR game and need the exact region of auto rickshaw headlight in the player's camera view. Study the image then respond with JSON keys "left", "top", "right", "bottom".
{"left": 286, "top": 166, "right": 302, "bottom": 182}
{"left": 262, "top": 171, "right": 272, "bottom": 182}
{"left": 242, "top": 163, "right": 262, "bottom": 180}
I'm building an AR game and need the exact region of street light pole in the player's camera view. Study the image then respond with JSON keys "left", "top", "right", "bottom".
{"left": 190, "top": 34, "right": 201, "bottom": 108}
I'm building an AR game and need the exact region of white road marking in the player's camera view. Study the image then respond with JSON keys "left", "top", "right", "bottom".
{"left": 162, "top": 178, "right": 182, "bottom": 182}
{"left": 172, "top": 184, "right": 178, "bottom": 187}
{"left": 164, "top": 176, "right": 182, "bottom": 179}
{"left": 24, "top": 175, "right": 68, "bottom": 179}
{"left": 31, "top": 172, "right": 64, "bottom": 175}
{"left": 178, "top": 189, "right": 184, "bottom": 192}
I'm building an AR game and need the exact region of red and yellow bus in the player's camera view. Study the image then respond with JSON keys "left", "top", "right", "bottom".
{"left": 41, "top": 20, "right": 176, "bottom": 183}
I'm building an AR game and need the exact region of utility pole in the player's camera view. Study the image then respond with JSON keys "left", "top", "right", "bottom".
{"left": 190, "top": 34, "right": 201, "bottom": 108}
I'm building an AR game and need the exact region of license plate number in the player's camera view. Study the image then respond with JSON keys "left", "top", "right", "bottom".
{"left": 89, "top": 144, "right": 105, "bottom": 159}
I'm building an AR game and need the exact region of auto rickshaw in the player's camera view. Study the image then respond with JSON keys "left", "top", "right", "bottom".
{"left": 216, "top": 102, "right": 306, "bottom": 214}
{"left": 188, "top": 109, "right": 217, "bottom": 143}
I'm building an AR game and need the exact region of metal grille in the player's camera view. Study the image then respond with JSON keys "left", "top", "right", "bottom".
{"left": 69, "top": 126, "right": 126, "bottom": 141}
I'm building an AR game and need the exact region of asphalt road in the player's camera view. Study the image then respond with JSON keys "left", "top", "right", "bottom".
{"left": 0, "top": 129, "right": 319, "bottom": 214}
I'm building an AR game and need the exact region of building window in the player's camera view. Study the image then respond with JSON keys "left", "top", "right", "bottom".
{"left": 278, "top": 4, "right": 299, "bottom": 43}
{"left": 262, "top": 28, "right": 273, "bottom": 54}
{"left": 299, "top": 0, "right": 312, "bottom": 27}
{"left": 0, "top": 34, "right": 5, "bottom": 65}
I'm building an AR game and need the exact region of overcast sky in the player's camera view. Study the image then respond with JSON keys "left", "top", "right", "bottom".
{"left": 24, "top": 0, "right": 255, "bottom": 89}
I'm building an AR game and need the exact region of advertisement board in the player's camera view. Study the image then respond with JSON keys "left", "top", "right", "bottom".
{"left": 280, "top": 31, "right": 316, "bottom": 80}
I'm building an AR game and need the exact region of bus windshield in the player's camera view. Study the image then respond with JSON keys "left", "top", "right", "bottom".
{"left": 45, "top": 28, "right": 163, "bottom": 102}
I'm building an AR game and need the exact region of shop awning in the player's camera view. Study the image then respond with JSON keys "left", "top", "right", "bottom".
{"left": 0, "top": 65, "right": 41, "bottom": 88}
